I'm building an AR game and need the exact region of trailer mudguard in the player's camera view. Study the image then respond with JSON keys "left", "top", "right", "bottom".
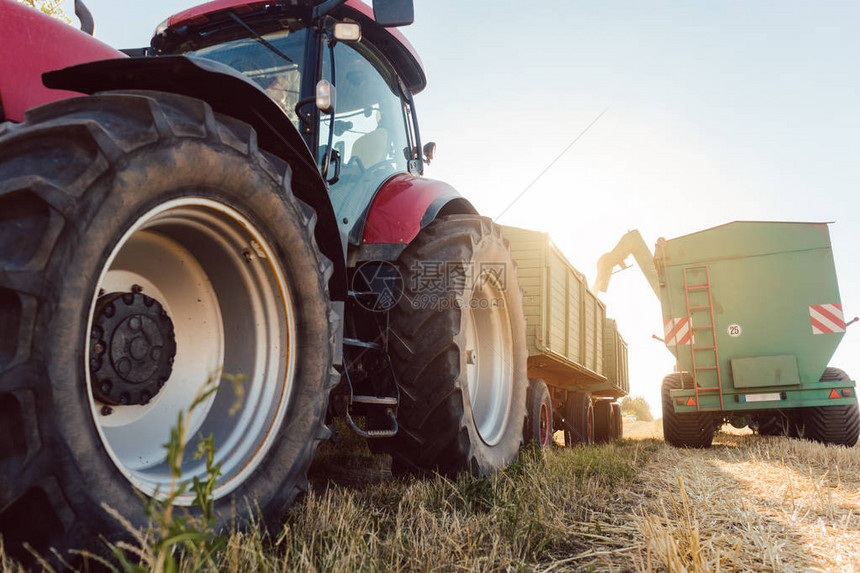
{"left": 43, "top": 56, "right": 347, "bottom": 300}
{"left": 0, "top": 0, "right": 124, "bottom": 122}
{"left": 357, "top": 174, "right": 476, "bottom": 259}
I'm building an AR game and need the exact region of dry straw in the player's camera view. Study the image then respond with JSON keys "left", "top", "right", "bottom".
{"left": 2, "top": 420, "right": 858, "bottom": 571}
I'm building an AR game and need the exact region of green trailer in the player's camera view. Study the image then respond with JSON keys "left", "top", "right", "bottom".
{"left": 595, "top": 221, "right": 858, "bottom": 447}
{"left": 503, "top": 226, "right": 629, "bottom": 447}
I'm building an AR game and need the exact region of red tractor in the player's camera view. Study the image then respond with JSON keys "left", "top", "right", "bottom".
{"left": 0, "top": 0, "right": 528, "bottom": 562}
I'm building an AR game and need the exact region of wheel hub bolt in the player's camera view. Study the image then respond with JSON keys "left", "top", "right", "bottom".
{"left": 467, "top": 349, "right": 477, "bottom": 364}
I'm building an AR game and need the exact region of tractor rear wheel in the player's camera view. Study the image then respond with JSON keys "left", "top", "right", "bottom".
{"left": 593, "top": 400, "right": 613, "bottom": 444}
{"left": 800, "top": 368, "right": 860, "bottom": 446}
{"left": 525, "top": 378, "right": 553, "bottom": 449}
{"left": 661, "top": 373, "right": 714, "bottom": 448}
{"left": 564, "top": 391, "right": 593, "bottom": 446}
{"left": 0, "top": 92, "right": 336, "bottom": 565}
{"left": 381, "top": 215, "right": 528, "bottom": 476}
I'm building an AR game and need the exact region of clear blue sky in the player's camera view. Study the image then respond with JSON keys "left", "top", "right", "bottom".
{"left": 65, "top": 0, "right": 860, "bottom": 413}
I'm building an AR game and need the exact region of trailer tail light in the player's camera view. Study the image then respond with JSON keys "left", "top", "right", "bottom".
{"left": 843, "top": 389, "right": 852, "bottom": 397}
{"left": 829, "top": 389, "right": 841, "bottom": 399}
{"left": 677, "top": 398, "right": 684, "bottom": 405}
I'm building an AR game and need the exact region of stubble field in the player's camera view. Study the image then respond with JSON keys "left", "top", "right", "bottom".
{"left": 3, "top": 419, "right": 858, "bottom": 572}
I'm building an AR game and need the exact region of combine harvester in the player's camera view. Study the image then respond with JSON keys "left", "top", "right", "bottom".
{"left": 595, "top": 221, "right": 858, "bottom": 448}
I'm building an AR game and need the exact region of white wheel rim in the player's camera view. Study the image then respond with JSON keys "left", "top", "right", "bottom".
{"left": 464, "top": 269, "right": 514, "bottom": 446}
{"left": 85, "top": 198, "right": 295, "bottom": 503}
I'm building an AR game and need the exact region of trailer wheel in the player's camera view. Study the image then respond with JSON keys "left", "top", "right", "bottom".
{"left": 525, "top": 378, "right": 553, "bottom": 448}
{"left": 593, "top": 400, "right": 614, "bottom": 444}
{"left": 382, "top": 215, "right": 528, "bottom": 476}
{"left": 799, "top": 368, "right": 860, "bottom": 447}
{"left": 661, "top": 373, "right": 714, "bottom": 448}
{"left": 0, "top": 92, "right": 336, "bottom": 564}
{"left": 564, "top": 391, "right": 593, "bottom": 446}
{"left": 611, "top": 402, "right": 623, "bottom": 439}
{"left": 752, "top": 411, "right": 791, "bottom": 436}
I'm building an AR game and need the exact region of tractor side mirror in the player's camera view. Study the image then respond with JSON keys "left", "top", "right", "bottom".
{"left": 373, "top": 0, "right": 414, "bottom": 27}
{"left": 423, "top": 142, "right": 436, "bottom": 164}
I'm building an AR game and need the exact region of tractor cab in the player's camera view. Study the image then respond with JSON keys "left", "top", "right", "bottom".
{"left": 152, "top": 0, "right": 426, "bottom": 243}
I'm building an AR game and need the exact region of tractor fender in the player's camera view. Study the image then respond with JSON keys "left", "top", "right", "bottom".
{"left": 42, "top": 55, "right": 347, "bottom": 300}
{"left": 356, "top": 174, "right": 477, "bottom": 260}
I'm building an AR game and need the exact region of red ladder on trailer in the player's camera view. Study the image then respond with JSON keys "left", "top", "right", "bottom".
{"left": 683, "top": 266, "right": 724, "bottom": 411}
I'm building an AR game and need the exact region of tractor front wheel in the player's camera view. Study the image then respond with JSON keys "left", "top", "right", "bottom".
{"left": 381, "top": 215, "right": 528, "bottom": 476}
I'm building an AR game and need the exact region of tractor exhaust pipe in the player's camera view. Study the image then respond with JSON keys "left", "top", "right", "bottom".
{"left": 75, "top": 0, "right": 94, "bottom": 35}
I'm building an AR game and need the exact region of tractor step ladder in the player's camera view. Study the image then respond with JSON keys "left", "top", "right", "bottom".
{"left": 683, "top": 266, "right": 724, "bottom": 411}
{"left": 338, "top": 289, "right": 401, "bottom": 438}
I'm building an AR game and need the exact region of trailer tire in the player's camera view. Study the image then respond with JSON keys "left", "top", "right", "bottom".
{"left": 525, "top": 378, "right": 553, "bottom": 449}
{"left": 753, "top": 411, "right": 791, "bottom": 436}
{"left": 611, "top": 402, "right": 623, "bottom": 439}
{"left": 0, "top": 92, "right": 336, "bottom": 565}
{"left": 800, "top": 368, "right": 860, "bottom": 447}
{"left": 593, "top": 400, "right": 613, "bottom": 444}
{"left": 564, "top": 391, "right": 594, "bottom": 446}
{"left": 661, "top": 373, "right": 714, "bottom": 448}
{"left": 381, "top": 215, "right": 528, "bottom": 476}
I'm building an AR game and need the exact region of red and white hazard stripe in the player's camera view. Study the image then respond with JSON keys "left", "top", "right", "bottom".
{"left": 810, "top": 303, "right": 846, "bottom": 334}
{"left": 664, "top": 317, "right": 693, "bottom": 346}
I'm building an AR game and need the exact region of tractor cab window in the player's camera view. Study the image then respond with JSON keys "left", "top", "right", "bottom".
{"left": 319, "top": 38, "right": 412, "bottom": 240}
{"left": 187, "top": 28, "right": 307, "bottom": 130}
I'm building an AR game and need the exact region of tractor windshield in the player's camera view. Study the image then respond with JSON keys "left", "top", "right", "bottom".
{"left": 187, "top": 26, "right": 308, "bottom": 130}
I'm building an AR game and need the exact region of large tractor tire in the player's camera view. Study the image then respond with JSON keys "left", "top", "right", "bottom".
{"left": 661, "top": 373, "right": 715, "bottom": 448}
{"left": 593, "top": 399, "right": 614, "bottom": 444}
{"left": 382, "top": 215, "right": 528, "bottom": 477}
{"left": 564, "top": 391, "right": 593, "bottom": 446}
{"left": 800, "top": 368, "right": 860, "bottom": 447}
{"left": 524, "top": 378, "right": 553, "bottom": 449}
{"left": 611, "top": 402, "right": 623, "bottom": 439}
{"left": 0, "top": 92, "right": 337, "bottom": 564}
